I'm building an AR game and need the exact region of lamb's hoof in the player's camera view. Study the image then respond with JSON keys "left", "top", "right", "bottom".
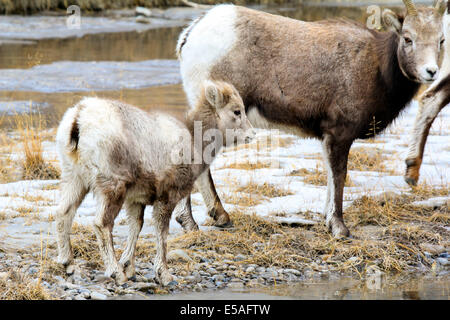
{"left": 176, "top": 216, "right": 199, "bottom": 232}
{"left": 120, "top": 260, "right": 136, "bottom": 279}
{"left": 214, "top": 215, "right": 233, "bottom": 229}
{"left": 65, "top": 264, "right": 76, "bottom": 276}
{"left": 156, "top": 270, "right": 174, "bottom": 287}
{"left": 106, "top": 269, "right": 127, "bottom": 285}
{"left": 327, "top": 218, "right": 350, "bottom": 239}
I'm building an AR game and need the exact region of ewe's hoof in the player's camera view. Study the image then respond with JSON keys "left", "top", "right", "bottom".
{"left": 404, "top": 176, "right": 418, "bottom": 186}
{"left": 327, "top": 219, "right": 350, "bottom": 239}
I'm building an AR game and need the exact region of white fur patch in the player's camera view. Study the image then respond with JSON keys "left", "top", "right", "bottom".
{"left": 178, "top": 4, "right": 238, "bottom": 108}
{"left": 246, "top": 107, "right": 313, "bottom": 138}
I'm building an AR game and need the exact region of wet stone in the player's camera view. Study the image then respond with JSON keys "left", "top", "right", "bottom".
{"left": 91, "top": 291, "right": 108, "bottom": 300}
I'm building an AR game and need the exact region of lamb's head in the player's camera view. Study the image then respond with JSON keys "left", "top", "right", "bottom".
{"left": 203, "top": 80, "right": 255, "bottom": 147}
{"left": 382, "top": 0, "right": 445, "bottom": 83}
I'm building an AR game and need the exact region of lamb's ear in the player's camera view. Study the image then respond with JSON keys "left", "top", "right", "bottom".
{"left": 204, "top": 81, "right": 223, "bottom": 108}
{"left": 433, "top": 0, "right": 447, "bottom": 15}
{"left": 382, "top": 9, "right": 403, "bottom": 33}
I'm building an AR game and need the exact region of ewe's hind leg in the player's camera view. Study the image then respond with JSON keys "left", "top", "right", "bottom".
{"left": 93, "top": 192, "right": 127, "bottom": 284}
{"left": 153, "top": 200, "right": 175, "bottom": 286}
{"left": 119, "top": 202, "right": 145, "bottom": 278}
{"left": 174, "top": 196, "right": 199, "bottom": 231}
{"left": 55, "top": 177, "right": 88, "bottom": 268}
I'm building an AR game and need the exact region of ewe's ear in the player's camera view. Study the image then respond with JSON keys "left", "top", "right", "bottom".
{"left": 382, "top": 9, "right": 403, "bottom": 33}
{"left": 204, "top": 81, "right": 223, "bottom": 108}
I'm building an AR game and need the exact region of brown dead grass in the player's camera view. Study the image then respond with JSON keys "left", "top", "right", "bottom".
{"left": 15, "top": 108, "right": 60, "bottom": 181}
{"left": 70, "top": 223, "right": 103, "bottom": 269}
{"left": 348, "top": 147, "right": 393, "bottom": 173}
{"left": 169, "top": 183, "right": 449, "bottom": 275}
{"left": 290, "top": 164, "right": 354, "bottom": 187}
{"left": 0, "top": 269, "right": 54, "bottom": 300}
{"left": 220, "top": 160, "right": 274, "bottom": 171}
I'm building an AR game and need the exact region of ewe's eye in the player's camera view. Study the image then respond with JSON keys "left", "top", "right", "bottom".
{"left": 440, "top": 38, "right": 445, "bottom": 46}
{"left": 234, "top": 110, "right": 241, "bottom": 116}
{"left": 404, "top": 36, "right": 413, "bottom": 45}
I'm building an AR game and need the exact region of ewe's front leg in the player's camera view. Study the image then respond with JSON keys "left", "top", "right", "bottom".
{"left": 93, "top": 194, "right": 127, "bottom": 285}
{"left": 55, "top": 178, "right": 88, "bottom": 269}
{"left": 196, "top": 169, "right": 232, "bottom": 228}
{"left": 153, "top": 200, "right": 175, "bottom": 286}
{"left": 405, "top": 89, "right": 447, "bottom": 186}
{"left": 174, "top": 196, "right": 199, "bottom": 231}
{"left": 322, "top": 135, "right": 352, "bottom": 238}
{"left": 119, "top": 202, "right": 145, "bottom": 279}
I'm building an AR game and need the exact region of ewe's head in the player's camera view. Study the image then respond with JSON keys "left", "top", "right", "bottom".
{"left": 382, "top": 0, "right": 445, "bottom": 83}
{"left": 203, "top": 80, "right": 255, "bottom": 147}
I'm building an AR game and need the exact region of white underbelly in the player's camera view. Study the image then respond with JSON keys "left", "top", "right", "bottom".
{"left": 246, "top": 107, "right": 313, "bottom": 138}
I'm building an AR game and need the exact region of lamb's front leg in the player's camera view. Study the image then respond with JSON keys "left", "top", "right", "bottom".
{"left": 152, "top": 200, "right": 175, "bottom": 286}
{"left": 195, "top": 169, "right": 232, "bottom": 228}
{"left": 173, "top": 196, "right": 199, "bottom": 231}
{"left": 93, "top": 193, "right": 127, "bottom": 284}
{"left": 119, "top": 202, "right": 145, "bottom": 279}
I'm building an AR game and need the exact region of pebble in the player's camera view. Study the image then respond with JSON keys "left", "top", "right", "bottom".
{"left": 245, "top": 266, "right": 255, "bottom": 273}
{"left": 91, "top": 291, "right": 108, "bottom": 300}
{"left": 283, "top": 268, "right": 301, "bottom": 276}
{"left": 436, "top": 257, "right": 449, "bottom": 266}
{"left": 235, "top": 254, "right": 246, "bottom": 262}
{"left": 420, "top": 243, "right": 446, "bottom": 256}
{"left": 167, "top": 249, "right": 192, "bottom": 262}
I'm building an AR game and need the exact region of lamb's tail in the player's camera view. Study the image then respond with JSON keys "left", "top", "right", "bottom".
{"left": 56, "top": 104, "right": 82, "bottom": 162}
{"left": 175, "top": 13, "right": 206, "bottom": 60}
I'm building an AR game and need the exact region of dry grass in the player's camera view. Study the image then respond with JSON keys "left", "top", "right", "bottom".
{"left": 70, "top": 223, "right": 103, "bottom": 269}
{"left": 235, "top": 181, "right": 294, "bottom": 198}
{"left": 0, "top": 269, "right": 53, "bottom": 300}
{"left": 348, "top": 147, "right": 392, "bottom": 173}
{"left": 168, "top": 183, "right": 449, "bottom": 275}
{"left": 290, "top": 164, "right": 353, "bottom": 187}
{"left": 15, "top": 107, "right": 60, "bottom": 181}
{"left": 220, "top": 160, "right": 274, "bottom": 171}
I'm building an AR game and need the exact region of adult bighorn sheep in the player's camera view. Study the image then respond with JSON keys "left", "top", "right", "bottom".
{"left": 405, "top": 2, "right": 450, "bottom": 186}
{"left": 55, "top": 81, "right": 254, "bottom": 285}
{"left": 174, "top": 0, "right": 445, "bottom": 238}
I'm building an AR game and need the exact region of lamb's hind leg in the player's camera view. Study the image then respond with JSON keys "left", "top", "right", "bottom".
{"left": 119, "top": 202, "right": 145, "bottom": 279}
{"left": 93, "top": 190, "right": 127, "bottom": 284}
{"left": 174, "top": 196, "right": 199, "bottom": 231}
{"left": 153, "top": 200, "right": 176, "bottom": 286}
{"left": 55, "top": 176, "right": 88, "bottom": 269}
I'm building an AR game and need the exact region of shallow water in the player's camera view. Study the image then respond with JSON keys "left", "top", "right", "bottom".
{"left": 115, "top": 275, "right": 450, "bottom": 300}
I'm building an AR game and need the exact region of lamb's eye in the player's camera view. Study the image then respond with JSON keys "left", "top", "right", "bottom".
{"left": 404, "top": 36, "right": 413, "bottom": 45}
{"left": 440, "top": 38, "right": 445, "bottom": 46}
{"left": 234, "top": 110, "right": 241, "bottom": 116}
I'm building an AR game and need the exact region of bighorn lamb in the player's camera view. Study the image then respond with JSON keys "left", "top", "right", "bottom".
{"left": 55, "top": 81, "right": 254, "bottom": 285}
{"left": 405, "top": 1, "right": 450, "bottom": 186}
{"left": 175, "top": 0, "right": 445, "bottom": 238}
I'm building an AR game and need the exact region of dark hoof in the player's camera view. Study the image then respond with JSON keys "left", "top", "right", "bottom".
{"left": 404, "top": 176, "right": 418, "bottom": 186}
{"left": 214, "top": 220, "right": 233, "bottom": 229}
